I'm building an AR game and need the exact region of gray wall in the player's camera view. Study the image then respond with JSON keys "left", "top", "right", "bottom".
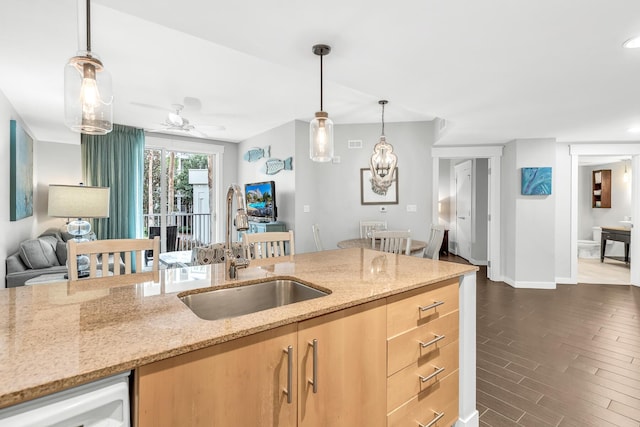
{"left": 471, "top": 158, "right": 488, "bottom": 264}
{"left": 554, "top": 143, "right": 572, "bottom": 282}
{"left": 294, "top": 120, "right": 434, "bottom": 254}
{"left": 503, "top": 138, "right": 557, "bottom": 287}
{"left": 238, "top": 121, "right": 296, "bottom": 238}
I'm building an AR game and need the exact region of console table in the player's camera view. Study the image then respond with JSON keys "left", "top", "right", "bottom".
{"left": 601, "top": 226, "right": 631, "bottom": 264}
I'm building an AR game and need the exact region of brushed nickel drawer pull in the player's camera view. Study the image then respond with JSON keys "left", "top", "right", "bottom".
{"left": 308, "top": 339, "right": 318, "bottom": 393}
{"left": 283, "top": 345, "right": 293, "bottom": 404}
{"left": 418, "top": 411, "right": 445, "bottom": 427}
{"left": 419, "top": 366, "right": 445, "bottom": 383}
{"left": 419, "top": 300, "right": 444, "bottom": 312}
{"left": 419, "top": 334, "right": 445, "bottom": 349}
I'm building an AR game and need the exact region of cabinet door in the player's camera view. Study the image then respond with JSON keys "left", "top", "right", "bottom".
{"left": 297, "top": 300, "right": 387, "bottom": 427}
{"left": 136, "top": 324, "right": 297, "bottom": 427}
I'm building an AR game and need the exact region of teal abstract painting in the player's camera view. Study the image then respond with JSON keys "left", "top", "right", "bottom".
{"left": 10, "top": 120, "right": 33, "bottom": 221}
{"left": 521, "top": 167, "right": 552, "bottom": 195}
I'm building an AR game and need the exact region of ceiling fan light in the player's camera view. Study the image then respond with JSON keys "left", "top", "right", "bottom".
{"left": 623, "top": 36, "right": 640, "bottom": 48}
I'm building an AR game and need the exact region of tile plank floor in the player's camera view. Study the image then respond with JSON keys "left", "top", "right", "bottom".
{"left": 441, "top": 255, "right": 640, "bottom": 427}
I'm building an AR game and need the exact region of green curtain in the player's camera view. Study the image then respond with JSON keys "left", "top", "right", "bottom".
{"left": 81, "top": 124, "right": 145, "bottom": 240}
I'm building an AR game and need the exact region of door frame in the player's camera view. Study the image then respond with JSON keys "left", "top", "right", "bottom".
{"left": 570, "top": 144, "right": 640, "bottom": 286}
{"left": 454, "top": 160, "right": 473, "bottom": 261}
{"left": 432, "top": 146, "right": 503, "bottom": 281}
{"left": 145, "top": 133, "right": 225, "bottom": 246}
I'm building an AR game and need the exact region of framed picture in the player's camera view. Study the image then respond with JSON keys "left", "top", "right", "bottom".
{"left": 521, "top": 167, "right": 552, "bottom": 195}
{"left": 360, "top": 168, "right": 398, "bottom": 205}
{"left": 10, "top": 120, "right": 34, "bottom": 221}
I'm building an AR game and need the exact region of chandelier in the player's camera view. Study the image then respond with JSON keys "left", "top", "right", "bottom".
{"left": 369, "top": 100, "right": 397, "bottom": 195}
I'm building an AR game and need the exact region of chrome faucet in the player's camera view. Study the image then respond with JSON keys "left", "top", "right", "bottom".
{"left": 225, "top": 184, "right": 250, "bottom": 279}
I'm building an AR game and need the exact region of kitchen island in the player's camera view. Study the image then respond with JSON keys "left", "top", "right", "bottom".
{"left": 0, "top": 248, "right": 478, "bottom": 426}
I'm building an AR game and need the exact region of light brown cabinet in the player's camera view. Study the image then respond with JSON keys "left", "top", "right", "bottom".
{"left": 135, "top": 279, "right": 459, "bottom": 427}
{"left": 592, "top": 169, "right": 611, "bottom": 208}
{"left": 135, "top": 300, "right": 386, "bottom": 427}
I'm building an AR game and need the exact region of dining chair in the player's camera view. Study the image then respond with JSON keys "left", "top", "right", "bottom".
{"left": 312, "top": 224, "right": 323, "bottom": 251}
{"left": 423, "top": 225, "right": 446, "bottom": 260}
{"left": 67, "top": 237, "right": 160, "bottom": 281}
{"left": 371, "top": 230, "right": 412, "bottom": 255}
{"left": 241, "top": 231, "right": 295, "bottom": 260}
{"left": 359, "top": 220, "right": 388, "bottom": 238}
{"left": 145, "top": 225, "right": 179, "bottom": 266}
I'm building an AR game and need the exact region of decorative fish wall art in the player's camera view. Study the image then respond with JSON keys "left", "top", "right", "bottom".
{"left": 243, "top": 146, "right": 270, "bottom": 162}
{"left": 263, "top": 157, "right": 293, "bottom": 175}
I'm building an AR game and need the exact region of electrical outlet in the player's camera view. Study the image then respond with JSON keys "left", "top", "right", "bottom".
{"left": 332, "top": 156, "right": 341, "bottom": 164}
{"left": 303, "top": 205, "right": 310, "bottom": 213}
{"left": 406, "top": 204, "right": 417, "bottom": 212}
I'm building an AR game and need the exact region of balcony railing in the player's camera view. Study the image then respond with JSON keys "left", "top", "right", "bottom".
{"left": 143, "top": 213, "right": 211, "bottom": 251}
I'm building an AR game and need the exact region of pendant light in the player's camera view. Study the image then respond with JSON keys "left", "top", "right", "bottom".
{"left": 64, "top": 0, "right": 113, "bottom": 135}
{"left": 310, "top": 44, "right": 334, "bottom": 162}
{"left": 369, "top": 100, "right": 397, "bottom": 195}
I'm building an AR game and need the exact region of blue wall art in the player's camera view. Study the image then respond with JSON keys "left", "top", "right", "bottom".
{"left": 9, "top": 120, "right": 33, "bottom": 221}
{"left": 521, "top": 167, "right": 552, "bottom": 195}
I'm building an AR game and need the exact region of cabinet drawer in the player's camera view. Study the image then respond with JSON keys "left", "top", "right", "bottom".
{"left": 387, "top": 278, "right": 458, "bottom": 339}
{"left": 387, "top": 339, "right": 458, "bottom": 412}
{"left": 387, "top": 310, "right": 458, "bottom": 375}
{"left": 387, "top": 369, "right": 458, "bottom": 427}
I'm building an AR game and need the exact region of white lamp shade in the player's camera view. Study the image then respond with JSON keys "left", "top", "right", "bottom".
{"left": 309, "top": 113, "right": 334, "bottom": 162}
{"left": 48, "top": 185, "right": 110, "bottom": 218}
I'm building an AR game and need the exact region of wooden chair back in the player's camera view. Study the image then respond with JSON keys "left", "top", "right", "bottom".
{"left": 67, "top": 237, "right": 160, "bottom": 282}
{"left": 372, "top": 230, "right": 412, "bottom": 255}
{"left": 423, "top": 225, "right": 445, "bottom": 260}
{"left": 242, "top": 231, "right": 295, "bottom": 260}
{"left": 360, "top": 220, "right": 387, "bottom": 238}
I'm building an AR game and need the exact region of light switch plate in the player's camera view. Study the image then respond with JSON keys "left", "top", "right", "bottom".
{"left": 303, "top": 205, "right": 310, "bottom": 213}
{"left": 406, "top": 204, "right": 417, "bottom": 212}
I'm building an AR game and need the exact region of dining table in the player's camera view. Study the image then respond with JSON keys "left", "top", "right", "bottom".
{"left": 337, "top": 238, "right": 427, "bottom": 255}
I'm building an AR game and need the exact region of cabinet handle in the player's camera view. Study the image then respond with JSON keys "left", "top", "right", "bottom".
{"left": 419, "top": 334, "right": 445, "bottom": 349}
{"left": 308, "top": 339, "right": 318, "bottom": 393}
{"left": 418, "top": 411, "right": 445, "bottom": 427}
{"left": 283, "top": 346, "right": 293, "bottom": 404}
{"left": 419, "top": 300, "right": 444, "bottom": 312}
{"left": 419, "top": 366, "right": 445, "bottom": 383}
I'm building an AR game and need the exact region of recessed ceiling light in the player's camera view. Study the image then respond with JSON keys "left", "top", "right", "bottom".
{"left": 623, "top": 36, "right": 640, "bottom": 48}
{"left": 627, "top": 127, "right": 640, "bottom": 133}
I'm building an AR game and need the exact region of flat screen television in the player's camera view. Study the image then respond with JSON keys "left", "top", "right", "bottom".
{"left": 245, "top": 181, "right": 277, "bottom": 223}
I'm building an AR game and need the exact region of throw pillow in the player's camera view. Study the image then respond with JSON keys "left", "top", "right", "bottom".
{"left": 55, "top": 240, "right": 68, "bottom": 265}
{"left": 19, "top": 237, "right": 60, "bottom": 269}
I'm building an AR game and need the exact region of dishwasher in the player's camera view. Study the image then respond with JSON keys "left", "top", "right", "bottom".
{"left": 0, "top": 371, "right": 130, "bottom": 427}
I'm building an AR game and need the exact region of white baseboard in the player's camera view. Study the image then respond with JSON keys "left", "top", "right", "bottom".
{"left": 468, "top": 257, "right": 487, "bottom": 266}
{"left": 503, "top": 276, "right": 556, "bottom": 289}
{"left": 456, "top": 410, "right": 479, "bottom": 427}
{"left": 556, "top": 276, "right": 577, "bottom": 285}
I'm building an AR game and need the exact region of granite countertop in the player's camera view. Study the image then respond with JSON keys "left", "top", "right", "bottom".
{"left": 0, "top": 248, "right": 476, "bottom": 409}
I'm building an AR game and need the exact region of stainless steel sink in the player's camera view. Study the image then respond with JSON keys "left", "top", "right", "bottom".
{"left": 179, "top": 279, "right": 329, "bottom": 321}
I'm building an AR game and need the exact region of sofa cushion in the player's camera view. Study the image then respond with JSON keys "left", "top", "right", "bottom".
{"left": 19, "top": 237, "right": 60, "bottom": 269}
{"left": 55, "top": 240, "right": 68, "bottom": 265}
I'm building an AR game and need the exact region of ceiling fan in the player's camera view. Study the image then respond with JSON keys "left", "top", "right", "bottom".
{"left": 147, "top": 103, "right": 225, "bottom": 138}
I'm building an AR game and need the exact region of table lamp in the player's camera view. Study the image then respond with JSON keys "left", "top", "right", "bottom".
{"left": 48, "top": 184, "right": 110, "bottom": 277}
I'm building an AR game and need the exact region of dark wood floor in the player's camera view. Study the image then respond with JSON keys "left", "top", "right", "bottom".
{"left": 441, "top": 255, "right": 640, "bottom": 427}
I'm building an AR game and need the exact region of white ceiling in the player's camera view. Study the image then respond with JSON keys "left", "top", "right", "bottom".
{"left": 2, "top": 0, "right": 640, "bottom": 146}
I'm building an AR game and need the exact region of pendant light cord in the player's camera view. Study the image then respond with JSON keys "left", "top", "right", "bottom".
{"left": 381, "top": 102, "right": 385, "bottom": 136}
{"left": 86, "top": 0, "right": 92, "bottom": 53}
{"left": 320, "top": 54, "right": 323, "bottom": 111}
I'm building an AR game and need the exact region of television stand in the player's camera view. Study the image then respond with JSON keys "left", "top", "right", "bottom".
{"left": 247, "top": 220, "right": 286, "bottom": 234}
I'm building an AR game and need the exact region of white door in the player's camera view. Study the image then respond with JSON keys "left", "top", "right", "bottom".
{"left": 455, "top": 161, "right": 472, "bottom": 261}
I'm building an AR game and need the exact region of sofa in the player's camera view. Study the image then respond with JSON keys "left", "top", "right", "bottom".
{"left": 5, "top": 228, "right": 75, "bottom": 287}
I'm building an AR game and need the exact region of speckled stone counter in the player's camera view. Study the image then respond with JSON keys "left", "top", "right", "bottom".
{"left": 0, "top": 248, "right": 477, "bottom": 411}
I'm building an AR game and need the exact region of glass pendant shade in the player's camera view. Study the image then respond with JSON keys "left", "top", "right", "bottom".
{"left": 369, "top": 100, "right": 397, "bottom": 195}
{"left": 65, "top": 52, "right": 113, "bottom": 134}
{"left": 310, "top": 111, "right": 334, "bottom": 162}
